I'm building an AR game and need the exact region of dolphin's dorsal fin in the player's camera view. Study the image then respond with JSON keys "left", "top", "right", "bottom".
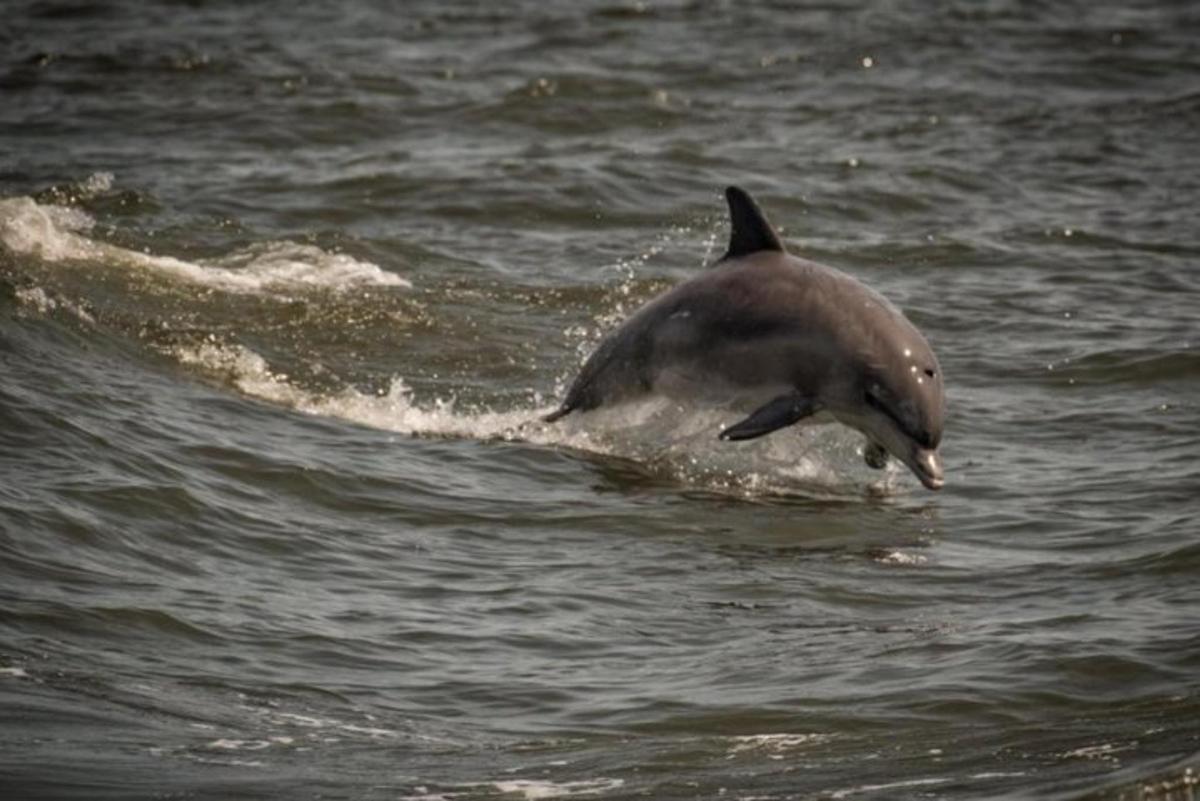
{"left": 723, "top": 185, "right": 785, "bottom": 260}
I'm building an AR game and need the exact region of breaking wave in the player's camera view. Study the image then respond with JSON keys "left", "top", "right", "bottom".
{"left": 0, "top": 187, "right": 409, "bottom": 295}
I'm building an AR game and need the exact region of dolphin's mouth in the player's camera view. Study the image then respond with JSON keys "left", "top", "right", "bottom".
{"left": 853, "top": 398, "right": 944, "bottom": 490}
{"left": 907, "top": 448, "right": 944, "bottom": 490}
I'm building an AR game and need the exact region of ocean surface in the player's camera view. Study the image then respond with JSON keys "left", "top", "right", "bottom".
{"left": 2, "top": 1, "right": 1199, "bottom": 799}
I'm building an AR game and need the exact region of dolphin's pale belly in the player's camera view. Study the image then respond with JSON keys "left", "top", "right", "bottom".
{"left": 650, "top": 362, "right": 787, "bottom": 409}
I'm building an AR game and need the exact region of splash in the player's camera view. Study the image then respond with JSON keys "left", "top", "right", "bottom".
{"left": 0, "top": 193, "right": 410, "bottom": 294}
{"left": 169, "top": 339, "right": 905, "bottom": 499}
{"left": 1, "top": 177, "right": 907, "bottom": 499}
{"left": 12, "top": 286, "right": 96, "bottom": 324}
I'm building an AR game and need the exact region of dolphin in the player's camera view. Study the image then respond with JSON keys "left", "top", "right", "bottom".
{"left": 545, "top": 186, "right": 946, "bottom": 490}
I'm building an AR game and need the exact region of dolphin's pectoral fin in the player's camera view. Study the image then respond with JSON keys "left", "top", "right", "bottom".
{"left": 863, "top": 441, "right": 889, "bottom": 469}
{"left": 719, "top": 394, "right": 817, "bottom": 441}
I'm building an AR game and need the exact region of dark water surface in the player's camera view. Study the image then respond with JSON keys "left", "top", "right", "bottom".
{"left": 2, "top": 1, "right": 1199, "bottom": 799}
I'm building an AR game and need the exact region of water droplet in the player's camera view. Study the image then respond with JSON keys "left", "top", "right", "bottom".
{"left": 861, "top": 56, "right": 874, "bottom": 68}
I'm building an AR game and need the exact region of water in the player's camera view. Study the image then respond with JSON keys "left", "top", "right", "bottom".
{"left": 2, "top": 1, "right": 1199, "bottom": 798}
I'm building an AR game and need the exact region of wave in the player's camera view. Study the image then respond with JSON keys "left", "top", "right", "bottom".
{"left": 0, "top": 185, "right": 410, "bottom": 295}
{"left": 1056, "top": 347, "right": 1200, "bottom": 385}
{"left": 168, "top": 338, "right": 906, "bottom": 499}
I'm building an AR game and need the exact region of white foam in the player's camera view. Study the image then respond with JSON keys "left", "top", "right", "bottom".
{"left": 726, "top": 733, "right": 830, "bottom": 757}
{"left": 249, "top": 707, "right": 414, "bottom": 743}
{"left": 207, "top": 738, "right": 272, "bottom": 751}
{"left": 76, "top": 172, "right": 114, "bottom": 199}
{"left": 194, "top": 756, "right": 264, "bottom": 768}
{"left": 0, "top": 667, "right": 28, "bottom": 678}
{"left": 491, "top": 778, "right": 624, "bottom": 799}
{"left": 208, "top": 241, "right": 411, "bottom": 292}
{"left": 0, "top": 194, "right": 410, "bottom": 294}
{"left": 13, "top": 285, "right": 96, "bottom": 324}
{"left": 170, "top": 340, "right": 538, "bottom": 440}
{"left": 1060, "top": 742, "right": 1132, "bottom": 761}
{"left": 400, "top": 790, "right": 454, "bottom": 801}
{"left": 0, "top": 197, "right": 97, "bottom": 260}
{"left": 830, "top": 777, "right": 951, "bottom": 799}
{"left": 269, "top": 712, "right": 328, "bottom": 728}
{"left": 338, "top": 724, "right": 398, "bottom": 738}
{"left": 873, "top": 549, "right": 928, "bottom": 566}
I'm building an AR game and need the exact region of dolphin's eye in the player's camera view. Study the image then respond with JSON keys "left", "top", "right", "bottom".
{"left": 924, "top": 368, "right": 936, "bottom": 378}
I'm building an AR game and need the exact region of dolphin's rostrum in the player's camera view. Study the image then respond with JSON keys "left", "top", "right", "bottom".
{"left": 545, "top": 186, "right": 946, "bottom": 490}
